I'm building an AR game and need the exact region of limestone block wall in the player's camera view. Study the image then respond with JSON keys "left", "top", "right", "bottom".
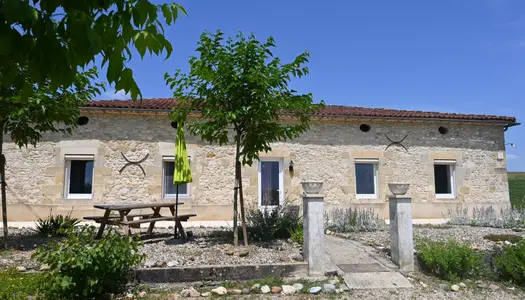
{"left": 2, "top": 111, "right": 511, "bottom": 221}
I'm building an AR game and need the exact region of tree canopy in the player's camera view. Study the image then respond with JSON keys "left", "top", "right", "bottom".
{"left": 0, "top": 0, "right": 185, "bottom": 99}
{"left": 166, "top": 31, "right": 324, "bottom": 165}
{"left": 0, "top": 67, "right": 104, "bottom": 147}
{"left": 165, "top": 31, "right": 324, "bottom": 245}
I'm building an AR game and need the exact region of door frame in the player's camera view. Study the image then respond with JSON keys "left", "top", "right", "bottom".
{"left": 257, "top": 158, "right": 284, "bottom": 209}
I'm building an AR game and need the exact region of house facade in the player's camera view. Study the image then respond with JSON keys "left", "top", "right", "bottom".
{"left": 2, "top": 99, "right": 518, "bottom": 221}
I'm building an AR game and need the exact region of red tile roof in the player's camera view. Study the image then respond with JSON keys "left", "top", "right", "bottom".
{"left": 85, "top": 98, "right": 517, "bottom": 123}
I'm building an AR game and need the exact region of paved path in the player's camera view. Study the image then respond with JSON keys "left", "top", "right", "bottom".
{"left": 324, "top": 235, "right": 413, "bottom": 289}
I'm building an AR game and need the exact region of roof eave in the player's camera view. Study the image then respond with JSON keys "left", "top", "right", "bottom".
{"left": 81, "top": 106, "right": 516, "bottom": 125}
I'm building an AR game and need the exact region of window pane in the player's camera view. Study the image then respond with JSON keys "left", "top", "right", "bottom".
{"left": 164, "top": 162, "right": 188, "bottom": 195}
{"left": 356, "top": 163, "right": 375, "bottom": 194}
{"left": 69, "top": 160, "right": 93, "bottom": 194}
{"left": 434, "top": 165, "right": 451, "bottom": 194}
{"left": 261, "top": 161, "right": 280, "bottom": 206}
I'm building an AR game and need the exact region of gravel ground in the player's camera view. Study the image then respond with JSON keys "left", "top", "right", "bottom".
{"left": 0, "top": 226, "right": 301, "bottom": 270}
{"left": 335, "top": 225, "right": 525, "bottom": 250}
{"left": 349, "top": 272, "right": 525, "bottom": 300}
{"left": 3, "top": 226, "right": 525, "bottom": 299}
{"left": 138, "top": 227, "right": 301, "bottom": 268}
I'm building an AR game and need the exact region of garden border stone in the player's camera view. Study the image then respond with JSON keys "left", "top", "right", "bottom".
{"left": 134, "top": 262, "right": 308, "bottom": 283}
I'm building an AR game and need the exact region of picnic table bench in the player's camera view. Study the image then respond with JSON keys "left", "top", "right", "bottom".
{"left": 84, "top": 203, "right": 196, "bottom": 239}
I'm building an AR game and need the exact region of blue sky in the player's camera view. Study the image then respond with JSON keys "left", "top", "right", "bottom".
{"left": 96, "top": 0, "right": 525, "bottom": 171}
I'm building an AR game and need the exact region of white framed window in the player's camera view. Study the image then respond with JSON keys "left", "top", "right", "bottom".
{"left": 64, "top": 154, "right": 95, "bottom": 199}
{"left": 355, "top": 158, "right": 378, "bottom": 199}
{"left": 434, "top": 159, "right": 456, "bottom": 199}
{"left": 162, "top": 156, "right": 190, "bottom": 198}
{"left": 258, "top": 158, "right": 284, "bottom": 208}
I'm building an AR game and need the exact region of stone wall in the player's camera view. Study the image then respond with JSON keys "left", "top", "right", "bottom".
{"left": 2, "top": 110, "right": 511, "bottom": 220}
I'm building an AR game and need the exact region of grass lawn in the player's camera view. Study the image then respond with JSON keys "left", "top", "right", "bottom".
{"left": 508, "top": 172, "right": 525, "bottom": 180}
{"left": 509, "top": 172, "right": 525, "bottom": 209}
{"left": 0, "top": 269, "right": 45, "bottom": 300}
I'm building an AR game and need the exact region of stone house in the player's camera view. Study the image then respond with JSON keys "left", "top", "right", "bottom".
{"left": 2, "top": 99, "right": 519, "bottom": 221}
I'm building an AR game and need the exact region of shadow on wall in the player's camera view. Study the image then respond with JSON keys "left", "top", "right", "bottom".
{"left": 3, "top": 184, "right": 41, "bottom": 220}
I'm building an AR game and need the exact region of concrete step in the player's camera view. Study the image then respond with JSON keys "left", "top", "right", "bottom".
{"left": 338, "top": 263, "right": 390, "bottom": 273}
{"left": 343, "top": 272, "right": 413, "bottom": 289}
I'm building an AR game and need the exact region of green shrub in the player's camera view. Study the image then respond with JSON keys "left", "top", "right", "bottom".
{"left": 416, "top": 238, "right": 482, "bottom": 282}
{"left": 246, "top": 206, "right": 302, "bottom": 242}
{"left": 445, "top": 206, "right": 525, "bottom": 229}
{"left": 0, "top": 269, "right": 45, "bottom": 300}
{"left": 324, "top": 207, "right": 386, "bottom": 233}
{"left": 494, "top": 240, "right": 525, "bottom": 285}
{"left": 510, "top": 178, "right": 525, "bottom": 210}
{"left": 484, "top": 234, "right": 523, "bottom": 243}
{"left": 289, "top": 225, "right": 303, "bottom": 245}
{"left": 33, "top": 226, "right": 144, "bottom": 299}
{"left": 36, "top": 211, "right": 81, "bottom": 237}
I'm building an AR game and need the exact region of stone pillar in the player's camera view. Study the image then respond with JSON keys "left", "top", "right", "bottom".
{"left": 302, "top": 193, "right": 325, "bottom": 276}
{"left": 388, "top": 196, "right": 414, "bottom": 272}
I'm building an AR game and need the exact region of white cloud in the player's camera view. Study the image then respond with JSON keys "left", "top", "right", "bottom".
{"left": 103, "top": 89, "right": 130, "bottom": 100}
{"left": 507, "top": 154, "right": 520, "bottom": 160}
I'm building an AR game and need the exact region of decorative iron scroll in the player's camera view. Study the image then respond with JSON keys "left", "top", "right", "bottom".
{"left": 385, "top": 134, "right": 408, "bottom": 151}
{"left": 119, "top": 152, "right": 149, "bottom": 176}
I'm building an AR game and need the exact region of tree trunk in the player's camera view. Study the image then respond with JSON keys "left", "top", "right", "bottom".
{"left": 237, "top": 160, "right": 248, "bottom": 246}
{"left": 233, "top": 176, "right": 238, "bottom": 247}
{"left": 0, "top": 121, "right": 7, "bottom": 249}
{"left": 233, "top": 135, "right": 240, "bottom": 247}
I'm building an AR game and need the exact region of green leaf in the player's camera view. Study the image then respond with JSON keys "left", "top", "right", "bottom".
{"left": 171, "top": 3, "right": 179, "bottom": 21}
{"left": 2, "top": 0, "right": 21, "bottom": 23}
{"left": 107, "top": 51, "right": 123, "bottom": 83}
{"left": 161, "top": 4, "right": 173, "bottom": 24}
{"left": 60, "top": 276, "right": 71, "bottom": 288}
{"left": 133, "top": 31, "right": 147, "bottom": 58}
{"left": 0, "top": 33, "right": 12, "bottom": 55}
{"left": 132, "top": 7, "right": 141, "bottom": 28}
{"left": 177, "top": 3, "right": 187, "bottom": 15}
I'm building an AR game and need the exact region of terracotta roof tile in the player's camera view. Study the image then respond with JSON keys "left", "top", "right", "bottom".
{"left": 85, "top": 99, "right": 516, "bottom": 123}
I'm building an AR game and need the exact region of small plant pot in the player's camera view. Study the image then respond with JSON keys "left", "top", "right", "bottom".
{"left": 388, "top": 183, "right": 410, "bottom": 196}
{"left": 301, "top": 181, "right": 323, "bottom": 194}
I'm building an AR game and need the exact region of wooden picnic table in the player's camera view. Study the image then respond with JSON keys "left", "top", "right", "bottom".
{"left": 87, "top": 202, "right": 196, "bottom": 239}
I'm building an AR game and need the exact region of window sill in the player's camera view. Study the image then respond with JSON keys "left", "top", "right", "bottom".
{"left": 259, "top": 205, "right": 280, "bottom": 211}
{"left": 65, "top": 195, "right": 93, "bottom": 200}
{"left": 435, "top": 194, "right": 456, "bottom": 199}
{"left": 356, "top": 195, "right": 378, "bottom": 200}
{"left": 163, "top": 195, "right": 190, "bottom": 199}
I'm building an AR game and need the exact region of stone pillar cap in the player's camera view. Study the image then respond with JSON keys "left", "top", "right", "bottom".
{"left": 387, "top": 195, "right": 412, "bottom": 200}
{"left": 302, "top": 193, "right": 325, "bottom": 198}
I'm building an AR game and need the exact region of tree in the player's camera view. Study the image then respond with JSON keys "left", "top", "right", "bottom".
{"left": 0, "top": 67, "right": 104, "bottom": 247}
{"left": 1, "top": 0, "right": 185, "bottom": 99}
{"left": 0, "top": 0, "right": 185, "bottom": 247}
{"left": 165, "top": 31, "right": 325, "bottom": 246}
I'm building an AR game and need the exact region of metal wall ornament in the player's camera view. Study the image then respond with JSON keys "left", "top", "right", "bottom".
{"left": 385, "top": 134, "right": 408, "bottom": 152}
{"left": 119, "top": 152, "right": 149, "bottom": 176}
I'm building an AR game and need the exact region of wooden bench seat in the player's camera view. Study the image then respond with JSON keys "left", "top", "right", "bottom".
{"left": 84, "top": 213, "right": 157, "bottom": 228}
{"left": 120, "top": 214, "right": 196, "bottom": 226}
{"left": 84, "top": 213, "right": 155, "bottom": 221}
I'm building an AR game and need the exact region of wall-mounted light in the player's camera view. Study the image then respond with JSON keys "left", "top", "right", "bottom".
{"left": 289, "top": 160, "right": 294, "bottom": 172}
{"left": 506, "top": 143, "right": 516, "bottom": 148}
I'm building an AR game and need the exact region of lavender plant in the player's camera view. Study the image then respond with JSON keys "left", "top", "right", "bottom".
{"left": 445, "top": 206, "right": 525, "bottom": 228}
{"left": 325, "top": 207, "right": 386, "bottom": 233}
